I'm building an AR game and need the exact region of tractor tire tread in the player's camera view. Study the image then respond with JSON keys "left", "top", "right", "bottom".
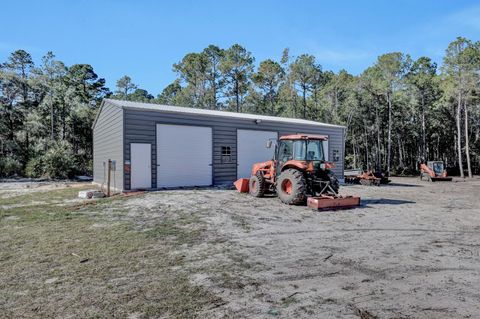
{"left": 249, "top": 173, "right": 265, "bottom": 197}
{"left": 277, "top": 169, "right": 306, "bottom": 205}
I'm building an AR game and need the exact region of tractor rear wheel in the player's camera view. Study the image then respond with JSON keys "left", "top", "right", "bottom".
{"left": 249, "top": 173, "right": 265, "bottom": 197}
{"left": 276, "top": 169, "right": 306, "bottom": 205}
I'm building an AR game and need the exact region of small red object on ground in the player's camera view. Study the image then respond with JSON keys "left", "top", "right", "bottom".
{"left": 307, "top": 195, "right": 361, "bottom": 211}
{"left": 234, "top": 178, "right": 250, "bottom": 193}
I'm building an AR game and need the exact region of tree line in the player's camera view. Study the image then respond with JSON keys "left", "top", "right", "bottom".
{"left": 0, "top": 51, "right": 109, "bottom": 178}
{"left": 1, "top": 37, "right": 479, "bottom": 178}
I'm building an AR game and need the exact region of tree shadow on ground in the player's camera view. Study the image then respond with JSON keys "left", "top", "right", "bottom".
{"left": 361, "top": 198, "right": 416, "bottom": 206}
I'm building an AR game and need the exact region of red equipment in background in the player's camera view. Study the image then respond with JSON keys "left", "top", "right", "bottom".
{"left": 420, "top": 161, "right": 452, "bottom": 182}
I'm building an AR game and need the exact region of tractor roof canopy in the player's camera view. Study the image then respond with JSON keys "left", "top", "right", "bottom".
{"left": 280, "top": 134, "right": 328, "bottom": 141}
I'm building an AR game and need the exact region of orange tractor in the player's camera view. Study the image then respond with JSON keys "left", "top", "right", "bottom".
{"left": 235, "top": 134, "right": 360, "bottom": 210}
{"left": 420, "top": 161, "right": 452, "bottom": 182}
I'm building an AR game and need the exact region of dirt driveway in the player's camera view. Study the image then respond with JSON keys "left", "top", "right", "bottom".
{"left": 1, "top": 177, "right": 480, "bottom": 318}
{"left": 185, "top": 177, "right": 480, "bottom": 318}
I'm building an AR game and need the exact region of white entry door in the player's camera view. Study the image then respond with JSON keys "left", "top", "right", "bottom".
{"left": 130, "top": 143, "right": 152, "bottom": 189}
{"left": 237, "top": 129, "right": 278, "bottom": 179}
{"left": 156, "top": 124, "right": 212, "bottom": 188}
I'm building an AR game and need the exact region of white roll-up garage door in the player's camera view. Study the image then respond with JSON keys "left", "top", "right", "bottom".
{"left": 156, "top": 124, "right": 212, "bottom": 187}
{"left": 237, "top": 129, "right": 278, "bottom": 179}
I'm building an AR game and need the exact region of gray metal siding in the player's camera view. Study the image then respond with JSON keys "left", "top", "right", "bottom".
{"left": 93, "top": 102, "right": 124, "bottom": 191}
{"left": 123, "top": 108, "right": 345, "bottom": 190}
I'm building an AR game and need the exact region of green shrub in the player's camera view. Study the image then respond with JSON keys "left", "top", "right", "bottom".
{"left": 0, "top": 157, "right": 23, "bottom": 177}
{"left": 43, "top": 141, "right": 76, "bottom": 179}
{"left": 83, "top": 159, "right": 93, "bottom": 176}
{"left": 73, "top": 157, "right": 92, "bottom": 176}
{"left": 25, "top": 157, "right": 45, "bottom": 178}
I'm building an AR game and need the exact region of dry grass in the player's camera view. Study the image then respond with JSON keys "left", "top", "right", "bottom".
{"left": 0, "top": 187, "right": 221, "bottom": 319}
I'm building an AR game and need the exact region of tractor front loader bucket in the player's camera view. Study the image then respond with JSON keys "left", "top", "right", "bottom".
{"left": 234, "top": 178, "right": 250, "bottom": 193}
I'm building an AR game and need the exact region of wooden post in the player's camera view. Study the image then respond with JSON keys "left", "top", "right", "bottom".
{"left": 107, "top": 159, "right": 111, "bottom": 197}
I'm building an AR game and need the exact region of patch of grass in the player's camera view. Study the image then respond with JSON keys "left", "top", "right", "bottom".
{"left": 0, "top": 186, "right": 135, "bottom": 224}
{"left": 0, "top": 187, "right": 220, "bottom": 318}
{"left": 281, "top": 295, "right": 299, "bottom": 307}
{"left": 144, "top": 220, "right": 203, "bottom": 245}
{"left": 215, "top": 272, "right": 249, "bottom": 290}
{"left": 0, "top": 186, "right": 87, "bottom": 222}
{"left": 138, "top": 274, "right": 223, "bottom": 318}
{"left": 143, "top": 212, "right": 204, "bottom": 246}
{"left": 0, "top": 185, "right": 86, "bottom": 206}
{"left": 227, "top": 249, "right": 255, "bottom": 270}
{"left": 212, "top": 271, "right": 260, "bottom": 291}
{"left": 230, "top": 214, "right": 252, "bottom": 232}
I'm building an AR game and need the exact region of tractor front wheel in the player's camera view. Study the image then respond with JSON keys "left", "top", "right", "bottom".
{"left": 276, "top": 169, "right": 306, "bottom": 205}
{"left": 249, "top": 173, "right": 265, "bottom": 197}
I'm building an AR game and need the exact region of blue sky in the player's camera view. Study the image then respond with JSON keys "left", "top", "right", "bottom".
{"left": 1, "top": 1, "right": 479, "bottom": 95}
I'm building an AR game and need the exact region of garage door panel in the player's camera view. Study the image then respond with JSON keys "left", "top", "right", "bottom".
{"left": 157, "top": 124, "right": 212, "bottom": 187}
{"left": 237, "top": 129, "right": 278, "bottom": 179}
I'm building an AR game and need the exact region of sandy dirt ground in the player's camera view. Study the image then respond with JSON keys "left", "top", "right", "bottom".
{"left": 119, "top": 177, "right": 480, "bottom": 318}
{"left": 200, "top": 178, "right": 480, "bottom": 318}
{"left": 1, "top": 177, "right": 480, "bottom": 318}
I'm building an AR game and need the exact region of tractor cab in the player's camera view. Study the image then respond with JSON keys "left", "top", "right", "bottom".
{"left": 269, "top": 135, "right": 330, "bottom": 174}
{"left": 428, "top": 161, "right": 444, "bottom": 176}
{"left": 276, "top": 135, "right": 325, "bottom": 161}
{"left": 276, "top": 135, "right": 334, "bottom": 177}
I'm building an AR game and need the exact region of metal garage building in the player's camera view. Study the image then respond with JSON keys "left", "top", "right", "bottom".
{"left": 92, "top": 99, "right": 346, "bottom": 192}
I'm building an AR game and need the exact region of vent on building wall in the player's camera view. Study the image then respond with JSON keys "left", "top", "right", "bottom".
{"left": 333, "top": 149, "right": 340, "bottom": 162}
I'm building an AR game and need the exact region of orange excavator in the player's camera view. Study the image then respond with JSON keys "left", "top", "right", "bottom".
{"left": 234, "top": 134, "right": 360, "bottom": 210}
{"left": 420, "top": 161, "right": 452, "bottom": 182}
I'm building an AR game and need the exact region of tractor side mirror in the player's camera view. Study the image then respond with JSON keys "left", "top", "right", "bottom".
{"left": 266, "top": 140, "right": 273, "bottom": 148}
